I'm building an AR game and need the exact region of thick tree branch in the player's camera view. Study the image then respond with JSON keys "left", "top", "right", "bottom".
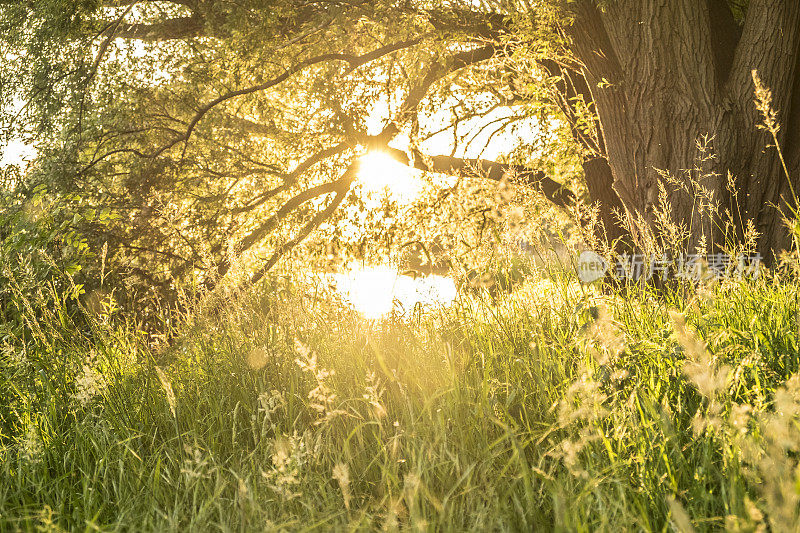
{"left": 421, "top": 7, "right": 511, "bottom": 41}
{"left": 363, "top": 44, "right": 577, "bottom": 212}
{"left": 231, "top": 142, "right": 350, "bottom": 215}
{"left": 250, "top": 172, "right": 354, "bottom": 285}
{"left": 168, "top": 142, "right": 353, "bottom": 283}
{"left": 147, "top": 40, "right": 496, "bottom": 281}
{"left": 213, "top": 173, "right": 353, "bottom": 280}
{"left": 377, "top": 144, "right": 576, "bottom": 209}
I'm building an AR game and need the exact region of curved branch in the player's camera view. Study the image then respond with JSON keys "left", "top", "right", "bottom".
{"left": 169, "top": 144, "right": 353, "bottom": 282}
{"left": 218, "top": 43, "right": 500, "bottom": 283}
{"left": 213, "top": 172, "right": 354, "bottom": 280}
{"left": 377, "top": 145, "right": 576, "bottom": 208}
{"left": 149, "top": 38, "right": 426, "bottom": 159}
{"left": 377, "top": 44, "right": 500, "bottom": 141}
{"left": 250, "top": 173, "right": 353, "bottom": 285}
{"left": 231, "top": 142, "right": 350, "bottom": 215}
{"left": 90, "top": 4, "right": 135, "bottom": 80}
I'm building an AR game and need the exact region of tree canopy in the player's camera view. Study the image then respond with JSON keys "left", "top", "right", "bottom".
{"left": 1, "top": 0, "right": 797, "bottom": 310}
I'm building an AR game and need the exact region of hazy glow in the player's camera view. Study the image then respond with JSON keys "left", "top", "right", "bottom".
{"left": 2, "top": 97, "right": 36, "bottom": 167}
{"left": 358, "top": 152, "right": 423, "bottom": 203}
{"left": 358, "top": 93, "right": 542, "bottom": 205}
{"left": 1, "top": 139, "right": 35, "bottom": 167}
{"left": 335, "top": 265, "right": 457, "bottom": 319}
{"left": 421, "top": 106, "right": 541, "bottom": 161}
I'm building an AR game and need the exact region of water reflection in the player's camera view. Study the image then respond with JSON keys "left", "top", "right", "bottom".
{"left": 334, "top": 265, "right": 457, "bottom": 319}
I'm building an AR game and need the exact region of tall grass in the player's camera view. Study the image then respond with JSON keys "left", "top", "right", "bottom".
{"left": 1, "top": 261, "right": 799, "bottom": 531}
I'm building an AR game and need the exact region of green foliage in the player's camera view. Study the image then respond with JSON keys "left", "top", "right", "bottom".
{"left": 0, "top": 0, "right": 581, "bottom": 308}
{"left": 0, "top": 186, "right": 91, "bottom": 341}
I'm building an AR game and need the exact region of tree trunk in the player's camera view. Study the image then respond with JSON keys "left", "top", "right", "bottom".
{"left": 565, "top": 0, "right": 800, "bottom": 262}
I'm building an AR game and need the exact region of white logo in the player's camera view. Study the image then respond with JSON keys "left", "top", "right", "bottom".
{"left": 577, "top": 251, "right": 609, "bottom": 283}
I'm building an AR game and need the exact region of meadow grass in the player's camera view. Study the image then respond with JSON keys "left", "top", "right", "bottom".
{"left": 1, "top": 267, "right": 800, "bottom": 532}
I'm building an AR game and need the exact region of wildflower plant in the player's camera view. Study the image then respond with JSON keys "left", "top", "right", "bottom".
{"left": 72, "top": 352, "right": 108, "bottom": 407}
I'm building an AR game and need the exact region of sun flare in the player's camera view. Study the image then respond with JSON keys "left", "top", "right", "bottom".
{"left": 357, "top": 151, "right": 423, "bottom": 203}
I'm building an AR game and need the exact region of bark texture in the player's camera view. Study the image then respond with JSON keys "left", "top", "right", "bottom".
{"left": 565, "top": 0, "right": 800, "bottom": 259}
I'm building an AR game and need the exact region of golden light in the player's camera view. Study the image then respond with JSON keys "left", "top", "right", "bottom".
{"left": 1, "top": 138, "right": 36, "bottom": 167}
{"left": 357, "top": 151, "right": 423, "bottom": 203}
{"left": 335, "top": 266, "right": 396, "bottom": 319}
{"left": 335, "top": 265, "right": 457, "bottom": 319}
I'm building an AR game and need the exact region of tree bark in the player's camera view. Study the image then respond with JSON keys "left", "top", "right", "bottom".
{"left": 565, "top": 0, "right": 800, "bottom": 261}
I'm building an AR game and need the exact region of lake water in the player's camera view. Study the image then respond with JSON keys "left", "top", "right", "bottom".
{"left": 334, "top": 265, "right": 457, "bottom": 319}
